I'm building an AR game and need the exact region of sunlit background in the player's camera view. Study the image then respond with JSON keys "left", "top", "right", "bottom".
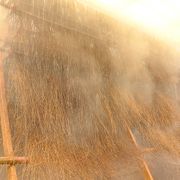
{"left": 0, "top": 6, "right": 7, "bottom": 42}
{"left": 85, "top": 0, "right": 180, "bottom": 50}
{"left": 1, "top": 0, "right": 180, "bottom": 49}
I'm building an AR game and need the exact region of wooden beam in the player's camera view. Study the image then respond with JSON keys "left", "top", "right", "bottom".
{"left": 0, "top": 157, "right": 29, "bottom": 165}
{"left": 126, "top": 126, "right": 154, "bottom": 180}
{"left": 0, "top": 2, "right": 104, "bottom": 42}
{"left": 0, "top": 52, "right": 17, "bottom": 180}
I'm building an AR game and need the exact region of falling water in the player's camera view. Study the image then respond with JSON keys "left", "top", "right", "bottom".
{"left": 0, "top": 0, "right": 179, "bottom": 179}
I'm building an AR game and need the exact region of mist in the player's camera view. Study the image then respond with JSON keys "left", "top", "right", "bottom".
{"left": 0, "top": 0, "right": 179, "bottom": 179}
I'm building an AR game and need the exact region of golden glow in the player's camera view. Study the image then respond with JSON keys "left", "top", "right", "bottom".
{"left": 1, "top": 1, "right": 180, "bottom": 47}
{"left": 86, "top": 0, "right": 180, "bottom": 46}
{"left": 0, "top": 7, "right": 8, "bottom": 41}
